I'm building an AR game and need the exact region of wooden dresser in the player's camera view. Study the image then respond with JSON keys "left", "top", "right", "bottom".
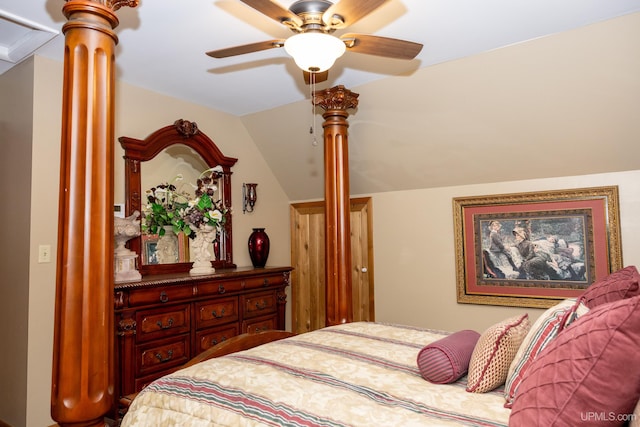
{"left": 114, "top": 266, "right": 292, "bottom": 401}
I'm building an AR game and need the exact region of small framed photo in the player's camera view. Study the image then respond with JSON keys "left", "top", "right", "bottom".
{"left": 114, "top": 203, "right": 125, "bottom": 218}
{"left": 453, "top": 186, "right": 623, "bottom": 308}
{"left": 142, "top": 234, "right": 159, "bottom": 265}
{"left": 177, "top": 232, "right": 190, "bottom": 263}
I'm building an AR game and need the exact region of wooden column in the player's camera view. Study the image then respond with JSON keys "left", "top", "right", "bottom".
{"left": 313, "top": 85, "right": 359, "bottom": 326}
{"left": 51, "top": 1, "right": 137, "bottom": 426}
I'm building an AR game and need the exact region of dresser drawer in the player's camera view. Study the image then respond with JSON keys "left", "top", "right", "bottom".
{"left": 195, "top": 296, "right": 239, "bottom": 329}
{"left": 196, "top": 324, "right": 240, "bottom": 353}
{"left": 126, "top": 285, "right": 194, "bottom": 307}
{"left": 195, "top": 274, "right": 285, "bottom": 296}
{"left": 137, "top": 304, "right": 190, "bottom": 342}
{"left": 136, "top": 335, "right": 190, "bottom": 377}
{"left": 197, "top": 279, "right": 244, "bottom": 297}
{"left": 242, "top": 291, "right": 277, "bottom": 319}
{"left": 244, "top": 274, "right": 285, "bottom": 290}
{"left": 243, "top": 315, "right": 278, "bottom": 334}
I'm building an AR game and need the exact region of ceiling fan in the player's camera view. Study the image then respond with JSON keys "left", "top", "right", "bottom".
{"left": 206, "top": 0, "right": 423, "bottom": 84}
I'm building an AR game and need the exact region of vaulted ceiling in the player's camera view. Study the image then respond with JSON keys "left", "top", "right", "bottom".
{"left": 3, "top": 1, "right": 640, "bottom": 199}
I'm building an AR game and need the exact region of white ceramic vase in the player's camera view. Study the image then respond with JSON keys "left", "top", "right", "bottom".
{"left": 114, "top": 211, "right": 142, "bottom": 283}
{"left": 189, "top": 224, "right": 217, "bottom": 275}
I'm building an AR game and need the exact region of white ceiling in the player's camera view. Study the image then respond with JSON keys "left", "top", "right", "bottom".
{"left": 2, "top": 0, "right": 640, "bottom": 116}
{"left": 2, "top": 1, "right": 640, "bottom": 200}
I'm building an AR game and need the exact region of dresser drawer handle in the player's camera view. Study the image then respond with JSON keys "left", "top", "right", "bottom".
{"left": 210, "top": 336, "right": 227, "bottom": 347}
{"left": 154, "top": 350, "right": 173, "bottom": 363}
{"left": 255, "top": 301, "right": 267, "bottom": 310}
{"left": 211, "top": 308, "right": 226, "bottom": 319}
{"left": 263, "top": 278, "right": 269, "bottom": 286}
{"left": 159, "top": 291, "right": 169, "bottom": 303}
{"left": 218, "top": 284, "right": 225, "bottom": 294}
{"left": 156, "top": 318, "right": 174, "bottom": 329}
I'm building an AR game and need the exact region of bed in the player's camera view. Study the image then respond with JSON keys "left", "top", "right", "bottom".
{"left": 121, "top": 322, "right": 511, "bottom": 427}
{"left": 121, "top": 264, "right": 640, "bottom": 427}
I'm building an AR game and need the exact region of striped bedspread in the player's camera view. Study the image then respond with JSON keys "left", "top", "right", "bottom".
{"left": 121, "top": 322, "right": 510, "bottom": 426}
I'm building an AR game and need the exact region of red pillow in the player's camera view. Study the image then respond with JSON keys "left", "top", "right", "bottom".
{"left": 417, "top": 330, "right": 480, "bottom": 384}
{"left": 509, "top": 295, "right": 640, "bottom": 426}
{"left": 579, "top": 265, "right": 640, "bottom": 308}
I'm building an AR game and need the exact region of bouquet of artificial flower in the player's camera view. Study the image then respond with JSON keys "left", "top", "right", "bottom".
{"left": 181, "top": 168, "right": 227, "bottom": 234}
{"left": 141, "top": 176, "right": 188, "bottom": 236}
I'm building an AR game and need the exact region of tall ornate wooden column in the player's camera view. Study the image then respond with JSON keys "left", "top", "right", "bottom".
{"left": 51, "top": 1, "right": 137, "bottom": 426}
{"left": 313, "top": 85, "right": 359, "bottom": 326}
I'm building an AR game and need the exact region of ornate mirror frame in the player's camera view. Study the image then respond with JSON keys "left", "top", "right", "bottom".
{"left": 119, "top": 119, "right": 238, "bottom": 275}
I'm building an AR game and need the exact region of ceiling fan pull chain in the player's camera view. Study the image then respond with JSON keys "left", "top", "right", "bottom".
{"left": 310, "top": 72, "right": 318, "bottom": 146}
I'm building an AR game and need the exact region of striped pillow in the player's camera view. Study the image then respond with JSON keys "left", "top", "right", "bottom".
{"left": 417, "top": 330, "right": 480, "bottom": 384}
{"left": 504, "top": 298, "right": 589, "bottom": 407}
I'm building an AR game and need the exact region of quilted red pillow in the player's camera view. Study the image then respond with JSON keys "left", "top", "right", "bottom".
{"left": 579, "top": 265, "right": 640, "bottom": 308}
{"left": 417, "top": 329, "right": 480, "bottom": 384}
{"left": 509, "top": 295, "right": 640, "bottom": 426}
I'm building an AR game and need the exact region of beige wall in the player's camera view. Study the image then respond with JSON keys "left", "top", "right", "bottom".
{"left": 369, "top": 170, "right": 640, "bottom": 332}
{"left": 0, "top": 57, "right": 33, "bottom": 427}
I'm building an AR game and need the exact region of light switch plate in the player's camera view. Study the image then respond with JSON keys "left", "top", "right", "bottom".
{"left": 38, "top": 244, "right": 51, "bottom": 263}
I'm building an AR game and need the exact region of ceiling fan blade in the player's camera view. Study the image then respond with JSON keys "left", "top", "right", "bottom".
{"left": 206, "top": 40, "right": 285, "bottom": 58}
{"left": 341, "top": 33, "right": 423, "bottom": 59}
{"left": 303, "top": 70, "right": 329, "bottom": 85}
{"left": 323, "top": 0, "right": 389, "bottom": 29}
{"left": 240, "top": 0, "right": 303, "bottom": 29}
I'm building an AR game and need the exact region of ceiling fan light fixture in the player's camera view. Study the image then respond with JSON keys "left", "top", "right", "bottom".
{"left": 284, "top": 32, "right": 346, "bottom": 73}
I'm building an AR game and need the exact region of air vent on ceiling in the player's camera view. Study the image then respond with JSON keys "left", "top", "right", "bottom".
{"left": 0, "top": 10, "right": 58, "bottom": 74}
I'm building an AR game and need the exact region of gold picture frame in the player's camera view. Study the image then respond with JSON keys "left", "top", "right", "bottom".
{"left": 453, "top": 186, "right": 623, "bottom": 308}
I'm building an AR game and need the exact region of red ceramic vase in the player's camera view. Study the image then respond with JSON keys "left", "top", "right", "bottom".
{"left": 248, "top": 228, "right": 270, "bottom": 268}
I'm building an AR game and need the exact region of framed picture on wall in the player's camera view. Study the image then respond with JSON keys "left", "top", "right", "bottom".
{"left": 453, "top": 186, "right": 623, "bottom": 308}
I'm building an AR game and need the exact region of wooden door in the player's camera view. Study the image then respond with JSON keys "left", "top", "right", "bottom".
{"left": 290, "top": 197, "right": 374, "bottom": 334}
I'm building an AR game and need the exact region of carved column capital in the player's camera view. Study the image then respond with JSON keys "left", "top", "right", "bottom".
{"left": 64, "top": 0, "right": 139, "bottom": 12}
{"left": 109, "top": 0, "right": 139, "bottom": 10}
{"left": 312, "top": 85, "right": 359, "bottom": 112}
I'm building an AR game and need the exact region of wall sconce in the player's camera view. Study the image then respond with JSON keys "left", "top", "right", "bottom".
{"left": 242, "top": 183, "right": 257, "bottom": 214}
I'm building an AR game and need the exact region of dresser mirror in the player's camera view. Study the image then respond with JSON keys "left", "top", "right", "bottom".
{"left": 120, "top": 119, "right": 238, "bottom": 276}
{"left": 139, "top": 145, "right": 209, "bottom": 267}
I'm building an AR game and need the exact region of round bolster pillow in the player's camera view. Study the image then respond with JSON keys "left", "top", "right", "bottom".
{"left": 417, "top": 329, "right": 480, "bottom": 384}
